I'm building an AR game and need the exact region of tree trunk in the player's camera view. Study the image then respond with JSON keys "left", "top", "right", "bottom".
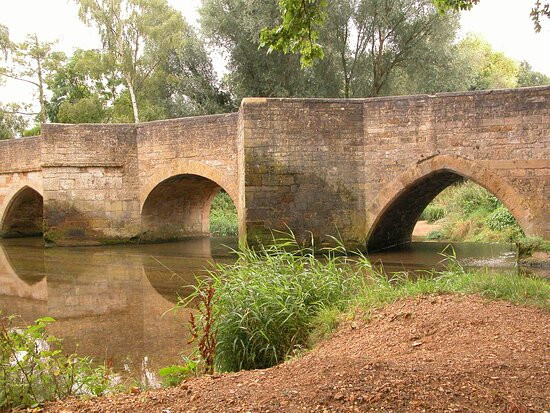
{"left": 33, "top": 34, "right": 46, "bottom": 124}
{"left": 126, "top": 75, "right": 140, "bottom": 123}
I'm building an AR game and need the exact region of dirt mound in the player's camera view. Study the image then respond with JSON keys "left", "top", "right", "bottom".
{"left": 47, "top": 295, "right": 550, "bottom": 412}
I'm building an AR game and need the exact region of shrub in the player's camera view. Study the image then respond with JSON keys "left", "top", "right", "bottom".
{"left": 487, "top": 207, "right": 519, "bottom": 231}
{"left": 0, "top": 315, "right": 121, "bottom": 409}
{"left": 209, "top": 191, "right": 238, "bottom": 236}
{"left": 420, "top": 204, "right": 446, "bottom": 223}
{"left": 426, "top": 229, "right": 444, "bottom": 240}
{"left": 183, "top": 235, "right": 367, "bottom": 372}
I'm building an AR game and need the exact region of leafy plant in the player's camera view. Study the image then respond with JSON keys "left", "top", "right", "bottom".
{"left": 158, "top": 358, "right": 198, "bottom": 387}
{"left": 487, "top": 207, "right": 518, "bottom": 231}
{"left": 0, "top": 314, "right": 121, "bottom": 409}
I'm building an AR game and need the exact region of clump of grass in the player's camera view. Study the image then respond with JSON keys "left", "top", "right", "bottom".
{"left": 183, "top": 235, "right": 367, "bottom": 372}
{"left": 516, "top": 236, "right": 550, "bottom": 258}
{"left": 209, "top": 191, "right": 238, "bottom": 236}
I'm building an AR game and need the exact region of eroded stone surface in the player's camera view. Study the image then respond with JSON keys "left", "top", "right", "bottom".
{"left": 0, "top": 87, "right": 548, "bottom": 249}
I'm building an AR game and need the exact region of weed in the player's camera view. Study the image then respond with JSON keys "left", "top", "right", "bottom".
{"left": 0, "top": 315, "right": 122, "bottom": 409}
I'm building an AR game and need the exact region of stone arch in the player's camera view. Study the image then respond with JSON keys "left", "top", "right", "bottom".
{"left": 140, "top": 160, "right": 238, "bottom": 211}
{"left": 140, "top": 161, "right": 238, "bottom": 242}
{"left": 0, "top": 183, "right": 44, "bottom": 238}
{"left": 366, "top": 155, "right": 534, "bottom": 251}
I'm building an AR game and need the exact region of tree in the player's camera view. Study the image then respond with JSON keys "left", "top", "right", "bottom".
{"left": 321, "top": 0, "right": 462, "bottom": 97}
{"left": 517, "top": 61, "right": 550, "bottom": 87}
{"left": 457, "top": 34, "right": 520, "bottom": 90}
{"left": 202, "top": 0, "right": 464, "bottom": 99}
{"left": 46, "top": 49, "right": 118, "bottom": 123}
{"left": 200, "top": 0, "right": 327, "bottom": 101}
{"left": 0, "top": 103, "right": 29, "bottom": 140}
{"left": 0, "top": 34, "right": 63, "bottom": 124}
{"left": 75, "top": 0, "right": 199, "bottom": 123}
{"left": 259, "top": 0, "right": 327, "bottom": 68}
{"left": 261, "top": 0, "right": 549, "bottom": 66}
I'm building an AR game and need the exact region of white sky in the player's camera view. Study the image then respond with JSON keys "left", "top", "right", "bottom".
{"left": 0, "top": 0, "right": 549, "bottom": 109}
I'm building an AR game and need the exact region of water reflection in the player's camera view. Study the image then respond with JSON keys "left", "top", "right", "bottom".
{"left": 0, "top": 237, "right": 543, "bottom": 386}
{"left": 0, "top": 237, "right": 236, "bottom": 384}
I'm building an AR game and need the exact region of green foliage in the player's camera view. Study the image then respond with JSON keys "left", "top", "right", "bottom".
{"left": 517, "top": 61, "right": 550, "bottom": 87}
{"left": 420, "top": 204, "right": 446, "bottom": 223}
{"left": 158, "top": 358, "right": 198, "bottom": 387}
{"left": 22, "top": 125, "right": 41, "bottom": 137}
{"left": 57, "top": 96, "right": 106, "bottom": 124}
{"left": 419, "top": 181, "right": 524, "bottom": 243}
{"left": 0, "top": 103, "right": 29, "bottom": 140}
{"left": 487, "top": 207, "right": 517, "bottom": 231}
{"left": 260, "top": 0, "right": 327, "bottom": 68}
{"left": 184, "top": 235, "right": 366, "bottom": 372}
{"left": 458, "top": 34, "right": 520, "bottom": 90}
{"left": 516, "top": 236, "right": 550, "bottom": 258}
{"left": 426, "top": 229, "right": 444, "bottom": 240}
{"left": 0, "top": 315, "right": 121, "bottom": 409}
{"left": 209, "top": 191, "right": 238, "bottom": 237}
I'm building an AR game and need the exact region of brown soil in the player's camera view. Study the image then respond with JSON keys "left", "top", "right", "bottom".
{"left": 46, "top": 295, "right": 550, "bottom": 412}
{"left": 412, "top": 220, "right": 441, "bottom": 238}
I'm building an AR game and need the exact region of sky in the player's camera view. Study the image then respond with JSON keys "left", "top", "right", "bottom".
{"left": 0, "top": 0, "right": 549, "bottom": 109}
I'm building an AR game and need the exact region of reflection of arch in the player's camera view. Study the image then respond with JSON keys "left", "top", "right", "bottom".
{"left": 1, "top": 185, "right": 44, "bottom": 238}
{"left": 140, "top": 170, "right": 237, "bottom": 242}
{"left": 366, "top": 155, "right": 534, "bottom": 251}
{"left": 0, "top": 241, "right": 46, "bottom": 285}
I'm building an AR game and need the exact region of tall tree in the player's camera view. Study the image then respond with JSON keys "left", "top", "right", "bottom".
{"left": 321, "top": 0, "right": 461, "bottom": 97}
{"left": 517, "top": 61, "right": 550, "bottom": 87}
{"left": 0, "top": 103, "right": 29, "bottom": 140}
{"left": 74, "top": 0, "right": 192, "bottom": 123}
{"left": 0, "top": 32, "right": 63, "bottom": 124}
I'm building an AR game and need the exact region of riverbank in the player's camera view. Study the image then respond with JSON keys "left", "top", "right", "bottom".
{"left": 45, "top": 294, "right": 549, "bottom": 412}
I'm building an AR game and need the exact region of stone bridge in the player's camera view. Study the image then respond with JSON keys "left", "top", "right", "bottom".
{"left": 0, "top": 86, "right": 548, "bottom": 250}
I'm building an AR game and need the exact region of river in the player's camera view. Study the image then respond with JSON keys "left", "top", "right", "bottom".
{"left": 0, "top": 236, "right": 538, "bottom": 386}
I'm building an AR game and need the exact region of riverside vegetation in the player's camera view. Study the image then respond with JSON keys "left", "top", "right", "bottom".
{"left": 1, "top": 235, "right": 549, "bottom": 408}
{"left": 420, "top": 180, "right": 523, "bottom": 243}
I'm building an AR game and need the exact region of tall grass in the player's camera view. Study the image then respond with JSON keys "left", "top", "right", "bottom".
{"left": 182, "top": 237, "right": 549, "bottom": 374}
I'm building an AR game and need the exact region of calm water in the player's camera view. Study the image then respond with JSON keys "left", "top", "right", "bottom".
{"left": 0, "top": 236, "right": 535, "bottom": 385}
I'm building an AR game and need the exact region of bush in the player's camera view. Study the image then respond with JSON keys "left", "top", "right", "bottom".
{"left": 420, "top": 204, "right": 446, "bottom": 223}
{"left": 486, "top": 207, "right": 519, "bottom": 231}
{"left": 0, "top": 315, "right": 121, "bottom": 409}
{"left": 209, "top": 191, "right": 238, "bottom": 236}
{"left": 183, "top": 236, "right": 367, "bottom": 372}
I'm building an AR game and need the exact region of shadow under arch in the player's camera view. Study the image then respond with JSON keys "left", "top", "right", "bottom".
{"left": 1, "top": 185, "right": 44, "bottom": 238}
{"left": 366, "top": 155, "right": 534, "bottom": 252}
{"left": 140, "top": 172, "right": 237, "bottom": 243}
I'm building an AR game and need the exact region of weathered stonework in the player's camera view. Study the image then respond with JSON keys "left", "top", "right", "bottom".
{"left": 0, "top": 87, "right": 548, "bottom": 249}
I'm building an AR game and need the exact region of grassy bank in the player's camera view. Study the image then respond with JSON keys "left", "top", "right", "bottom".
{"left": 184, "top": 238, "right": 549, "bottom": 376}
{"left": 420, "top": 181, "right": 523, "bottom": 243}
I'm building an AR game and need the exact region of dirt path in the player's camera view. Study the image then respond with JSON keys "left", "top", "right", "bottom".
{"left": 412, "top": 220, "right": 441, "bottom": 238}
{"left": 46, "top": 295, "right": 550, "bottom": 412}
